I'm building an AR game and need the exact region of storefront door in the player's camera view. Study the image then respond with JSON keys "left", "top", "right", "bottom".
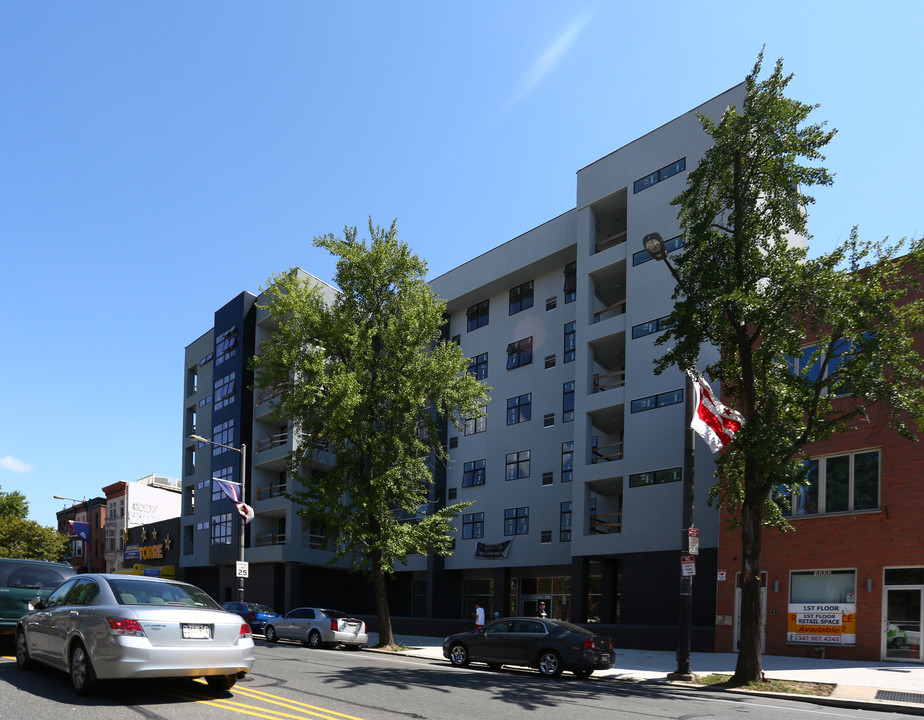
{"left": 885, "top": 587, "right": 922, "bottom": 661}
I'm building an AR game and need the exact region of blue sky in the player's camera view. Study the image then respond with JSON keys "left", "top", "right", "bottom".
{"left": 2, "top": 2, "right": 922, "bottom": 528}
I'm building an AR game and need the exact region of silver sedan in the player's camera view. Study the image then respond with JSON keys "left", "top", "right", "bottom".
{"left": 15, "top": 574, "right": 255, "bottom": 695}
{"left": 264, "top": 607, "right": 367, "bottom": 648}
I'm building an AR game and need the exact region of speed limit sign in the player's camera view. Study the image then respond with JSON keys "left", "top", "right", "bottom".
{"left": 236, "top": 561, "right": 249, "bottom": 578}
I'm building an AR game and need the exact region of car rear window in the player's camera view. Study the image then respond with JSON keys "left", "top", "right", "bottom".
{"left": 321, "top": 609, "right": 349, "bottom": 619}
{"left": 105, "top": 578, "right": 222, "bottom": 609}
{"left": 0, "top": 561, "right": 75, "bottom": 590}
{"left": 247, "top": 604, "right": 276, "bottom": 613}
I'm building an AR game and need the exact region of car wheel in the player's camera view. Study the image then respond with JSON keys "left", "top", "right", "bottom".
{"left": 206, "top": 674, "right": 237, "bottom": 691}
{"left": 265, "top": 625, "right": 278, "bottom": 643}
{"left": 573, "top": 668, "right": 593, "bottom": 679}
{"left": 537, "top": 650, "right": 563, "bottom": 677}
{"left": 70, "top": 642, "right": 97, "bottom": 696}
{"left": 15, "top": 629, "right": 34, "bottom": 670}
{"left": 448, "top": 642, "right": 470, "bottom": 667}
{"left": 307, "top": 630, "right": 322, "bottom": 649}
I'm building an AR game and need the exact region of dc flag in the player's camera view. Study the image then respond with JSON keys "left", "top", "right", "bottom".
{"left": 687, "top": 368, "right": 744, "bottom": 453}
{"left": 68, "top": 521, "right": 90, "bottom": 542}
{"left": 213, "top": 477, "right": 254, "bottom": 524}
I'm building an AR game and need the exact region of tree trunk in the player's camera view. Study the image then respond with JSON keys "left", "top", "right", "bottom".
{"left": 732, "top": 486, "right": 765, "bottom": 684}
{"left": 372, "top": 551, "right": 394, "bottom": 648}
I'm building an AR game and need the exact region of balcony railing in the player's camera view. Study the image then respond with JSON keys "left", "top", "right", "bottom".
{"left": 592, "top": 440, "right": 624, "bottom": 463}
{"left": 590, "top": 512, "right": 622, "bottom": 534}
{"left": 256, "top": 386, "right": 282, "bottom": 406}
{"left": 255, "top": 484, "right": 287, "bottom": 501}
{"left": 255, "top": 533, "right": 286, "bottom": 547}
{"left": 593, "top": 299, "right": 626, "bottom": 323}
{"left": 256, "top": 432, "right": 288, "bottom": 453}
{"left": 593, "top": 369, "right": 626, "bottom": 392}
{"left": 595, "top": 230, "right": 627, "bottom": 254}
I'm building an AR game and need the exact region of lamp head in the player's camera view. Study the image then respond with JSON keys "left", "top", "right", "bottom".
{"left": 642, "top": 232, "right": 667, "bottom": 261}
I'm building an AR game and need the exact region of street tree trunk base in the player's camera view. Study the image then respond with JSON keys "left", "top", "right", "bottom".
{"left": 667, "top": 672, "right": 698, "bottom": 682}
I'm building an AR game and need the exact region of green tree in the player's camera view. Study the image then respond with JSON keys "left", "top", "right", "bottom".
{"left": 656, "top": 52, "right": 924, "bottom": 683}
{"left": 253, "top": 219, "right": 490, "bottom": 647}
{"left": 0, "top": 486, "right": 29, "bottom": 519}
{"left": 0, "top": 516, "right": 68, "bottom": 561}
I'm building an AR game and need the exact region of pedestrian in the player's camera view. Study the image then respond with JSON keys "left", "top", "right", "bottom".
{"left": 538, "top": 601, "right": 548, "bottom": 619}
{"left": 474, "top": 602, "right": 485, "bottom": 629}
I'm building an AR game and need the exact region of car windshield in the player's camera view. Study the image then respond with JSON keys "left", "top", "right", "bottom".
{"left": 105, "top": 578, "right": 221, "bottom": 609}
{"left": 1, "top": 563, "right": 74, "bottom": 589}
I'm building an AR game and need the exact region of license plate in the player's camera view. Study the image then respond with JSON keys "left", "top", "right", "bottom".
{"left": 182, "top": 624, "right": 211, "bottom": 639}
{"left": 600, "top": 654, "right": 611, "bottom": 662}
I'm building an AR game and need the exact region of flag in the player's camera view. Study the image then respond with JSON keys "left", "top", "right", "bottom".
{"left": 213, "top": 477, "right": 255, "bottom": 524}
{"left": 687, "top": 368, "right": 744, "bottom": 453}
{"left": 68, "top": 520, "right": 90, "bottom": 542}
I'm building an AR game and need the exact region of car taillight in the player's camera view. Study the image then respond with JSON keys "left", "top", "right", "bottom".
{"left": 331, "top": 619, "right": 339, "bottom": 631}
{"left": 583, "top": 637, "right": 597, "bottom": 650}
{"left": 246, "top": 611, "right": 256, "bottom": 622}
{"left": 107, "top": 617, "right": 145, "bottom": 637}
{"left": 239, "top": 623, "right": 252, "bottom": 638}
{"left": 608, "top": 640, "right": 614, "bottom": 651}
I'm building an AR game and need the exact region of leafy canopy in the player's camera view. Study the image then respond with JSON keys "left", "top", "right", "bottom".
{"left": 253, "top": 219, "right": 490, "bottom": 574}
{"left": 0, "top": 486, "right": 29, "bottom": 520}
{"left": 0, "top": 516, "right": 68, "bottom": 561}
{"left": 656, "top": 51, "right": 924, "bottom": 527}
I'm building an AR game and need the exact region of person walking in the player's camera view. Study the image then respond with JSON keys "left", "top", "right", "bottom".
{"left": 538, "top": 601, "right": 548, "bottom": 618}
{"left": 474, "top": 602, "right": 485, "bottom": 629}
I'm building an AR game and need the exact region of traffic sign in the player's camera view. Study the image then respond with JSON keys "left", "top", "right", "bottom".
{"left": 236, "top": 561, "right": 249, "bottom": 578}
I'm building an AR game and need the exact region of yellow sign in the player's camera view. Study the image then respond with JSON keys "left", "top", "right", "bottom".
{"left": 787, "top": 604, "right": 856, "bottom": 645}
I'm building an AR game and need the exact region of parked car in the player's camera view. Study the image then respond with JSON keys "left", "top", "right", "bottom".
{"left": 0, "top": 558, "right": 75, "bottom": 638}
{"left": 443, "top": 617, "right": 614, "bottom": 678}
{"left": 221, "top": 601, "right": 282, "bottom": 634}
{"left": 264, "top": 607, "right": 367, "bottom": 649}
{"left": 15, "top": 573, "right": 255, "bottom": 695}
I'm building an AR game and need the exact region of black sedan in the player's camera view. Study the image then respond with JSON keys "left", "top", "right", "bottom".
{"left": 443, "top": 617, "right": 614, "bottom": 678}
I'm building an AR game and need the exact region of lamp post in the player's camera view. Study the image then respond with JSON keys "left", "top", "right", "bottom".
{"left": 642, "top": 232, "right": 697, "bottom": 681}
{"left": 189, "top": 434, "right": 248, "bottom": 602}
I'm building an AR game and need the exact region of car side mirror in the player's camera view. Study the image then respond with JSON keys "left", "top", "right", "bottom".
{"left": 31, "top": 597, "right": 46, "bottom": 611}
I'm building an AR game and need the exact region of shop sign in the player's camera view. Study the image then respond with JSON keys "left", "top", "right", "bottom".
{"left": 787, "top": 603, "right": 857, "bottom": 645}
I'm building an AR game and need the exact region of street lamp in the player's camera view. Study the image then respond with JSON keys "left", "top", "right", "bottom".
{"left": 189, "top": 434, "right": 248, "bottom": 602}
{"left": 643, "top": 232, "right": 698, "bottom": 681}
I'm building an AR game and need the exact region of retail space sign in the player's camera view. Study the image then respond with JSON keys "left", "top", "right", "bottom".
{"left": 787, "top": 603, "right": 857, "bottom": 645}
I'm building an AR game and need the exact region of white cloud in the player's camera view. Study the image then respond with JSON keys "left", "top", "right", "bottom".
{"left": 505, "top": 8, "right": 595, "bottom": 112}
{"left": 0, "top": 456, "right": 33, "bottom": 473}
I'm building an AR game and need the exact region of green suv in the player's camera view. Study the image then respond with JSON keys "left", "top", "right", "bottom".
{"left": 0, "top": 558, "right": 75, "bottom": 638}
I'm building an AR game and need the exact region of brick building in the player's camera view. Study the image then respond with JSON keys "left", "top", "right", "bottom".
{"left": 715, "top": 265, "right": 924, "bottom": 662}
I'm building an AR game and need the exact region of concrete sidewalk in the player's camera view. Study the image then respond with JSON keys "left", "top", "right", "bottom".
{"left": 368, "top": 633, "right": 924, "bottom": 715}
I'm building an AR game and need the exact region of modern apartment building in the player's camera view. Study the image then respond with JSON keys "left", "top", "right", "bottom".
{"left": 180, "top": 83, "right": 748, "bottom": 645}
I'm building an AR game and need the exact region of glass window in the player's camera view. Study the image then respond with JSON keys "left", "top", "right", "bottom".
{"left": 509, "top": 281, "right": 534, "bottom": 315}
{"left": 630, "top": 389, "right": 683, "bottom": 413}
{"left": 462, "top": 512, "right": 484, "bottom": 539}
{"left": 561, "top": 441, "right": 573, "bottom": 483}
{"left": 633, "top": 157, "right": 686, "bottom": 194}
{"left": 505, "top": 450, "right": 530, "bottom": 481}
{"left": 468, "top": 353, "right": 488, "bottom": 380}
{"left": 790, "top": 570, "right": 856, "bottom": 604}
{"left": 213, "top": 371, "right": 237, "bottom": 411}
{"left": 506, "top": 394, "right": 532, "bottom": 425}
{"left": 777, "top": 450, "right": 879, "bottom": 516}
{"left": 560, "top": 502, "right": 572, "bottom": 542}
{"left": 542, "top": 472, "right": 554, "bottom": 486}
{"left": 629, "top": 467, "right": 682, "bottom": 488}
{"left": 462, "top": 459, "right": 486, "bottom": 487}
{"left": 507, "top": 337, "right": 533, "bottom": 370}
{"left": 563, "top": 262, "right": 576, "bottom": 304}
{"left": 562, "top": 381, "right": 575, "bottom": 423}
{"left": 543, "top": 413, "right": 555, "bottom": 428}
{"left": 211, "top": 512, "right": 233, "bottom": 545}
{"left": 632, "top": 315, "right": 674, "bottom": 339}
{"left": 215, "top": 325, "right": 238, "bottom": 366}
{"left": 466, "top": 300, "right": 489, "bottom": 332}
{"left": 540, "top": 530, "right": 552, "bottom": 544}
{"left": 545, "top": 354, "right": 556, "bottom": 369}
{"left": 504, "top": 507, "right": 529, "bottom": 536}
{"left": 563, "top": 322, "right": 576, "bottom": 363}
{"left": 546, "top": 297, "right": 557, "bottom": 312}
{"left": 464, "top": 406, "right": 487, "bottom": 435}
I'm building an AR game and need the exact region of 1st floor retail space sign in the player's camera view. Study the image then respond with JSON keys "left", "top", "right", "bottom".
{"left": 787, "top": 603, "right": 857, "bottom": 645}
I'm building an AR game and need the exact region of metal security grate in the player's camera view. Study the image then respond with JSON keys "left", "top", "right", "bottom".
{"left": 875, "top": 690, "right": 924, "bottom": 705}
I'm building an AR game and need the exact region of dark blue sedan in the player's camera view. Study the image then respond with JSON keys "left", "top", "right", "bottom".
{"left": 222, "top": 601, "right": 281, "bottom": 634}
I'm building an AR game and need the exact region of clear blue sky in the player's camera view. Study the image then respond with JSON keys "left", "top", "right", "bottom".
{"left": 3, "top": 2, "right": 922, "bottom": 528}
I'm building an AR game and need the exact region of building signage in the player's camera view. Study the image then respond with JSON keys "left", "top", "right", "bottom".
{"left": 140, "top": 544, "right": 164, "bottom": 560}
{"left": 475, "top": 540, "right": 512, "bottom": 559}
{"left": 787, "top": 603, "right": 857, "bottom": 645}
{"left": 124, "top": 544, "right": 140, "bottom": 561}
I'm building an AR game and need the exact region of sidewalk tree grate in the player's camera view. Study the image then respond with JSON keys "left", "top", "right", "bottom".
{"left": 875, "top": 690, "right": 924, "bottom": 705}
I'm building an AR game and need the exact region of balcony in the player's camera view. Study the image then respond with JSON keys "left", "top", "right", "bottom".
{"left": 590, "top": 512, "right": 622, "bottom": 534}
{"left": 255, "top": 483, "right": 287, "bottom": 501}
{"left": 593, "top": 368, "right": 625, "bottom": 393}
{"left": 255, "top": 533, "right": 286, "bottom": 547}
